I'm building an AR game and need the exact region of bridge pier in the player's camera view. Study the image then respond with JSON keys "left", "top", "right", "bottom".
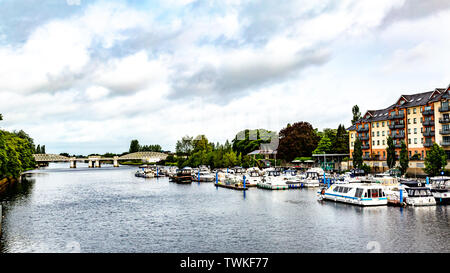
{"left": 113, "top": 156, "right": 119, "bottom": 167}
{"left": 70, "top": 158, "right": 77, "bottom": 168}
{"left": 88, "top": 160, "right": 94, "bottom": 168}
{"left": 95, "top": 160, "right": 101, "bottom": 168}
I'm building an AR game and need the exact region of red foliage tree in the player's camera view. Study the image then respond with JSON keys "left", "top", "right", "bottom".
{"left": 277, "top": 122, "right": 319, "bottom": 162}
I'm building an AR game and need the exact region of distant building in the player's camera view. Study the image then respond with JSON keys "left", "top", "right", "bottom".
{"left": 348, "top": 84, "right": 450, "bottom": 174}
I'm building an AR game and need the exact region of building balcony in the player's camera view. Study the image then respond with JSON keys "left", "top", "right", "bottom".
{"left": 392, "top": 133, "right": 405, "bottom": 139}
{"left": 356, "top": 126, "right": 369, "bottom": 132}
{"left": 358, "top": 135, "right": 370, "bottom": 141}
{"left": 440, "top": 129, "right": 450, "bottom": 135}
{"left": 394, "top": 143, "right": 402, "bottom": 148}
{"left": 439, "top": 118, "right": 450, "bottom": 124}
{"left": 439, "top": 106, "right": 450, "bottom": 112}
{"left": 424, "top": 142, "right": 434, "bottom": 148}
{"left": 423, "top": 130, "right": 435, "bottom": 137}
{"left": 423, "top": 120, "right": 435, "bottom": 126}
{"left": 362, "top": 156, "right": 372, "bottom": 160}
{"left": 389, "top": 123, "right": 405, "bottom": 130}
{"left": 422, "top": 109, "right": 434, "bottom": 116}
{"left": 388, "top": 113, "right": 405, "bottom": 120}
{"left": 441, "top": 141, "right": 450, "bottom": 147}
{"left": 361, "top": 145, "right": 370, "bottom": 150}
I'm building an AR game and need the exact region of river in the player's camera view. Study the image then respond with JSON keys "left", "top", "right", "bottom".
{"left": 0, "top": 163, "right": 449, "bottom": 253}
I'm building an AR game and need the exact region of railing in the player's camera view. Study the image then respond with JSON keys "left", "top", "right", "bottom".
{"left": 423, "top": 120, "right": 434, "bottom": 126}
{"left": 395, "top": 124, "right": 405, "bottom": 129}
{"left": 423, "top": 130, "right": 435, "bottom": 137}
{"left": 394, "top": 143, "right": 402, "bottom": 148}
{"left": 357, "top": 126, "right": 369, "bottom": 132}
{"left": 440, "top": 129, "right": 450, "bottom": 135}
{"left": 388, "top": 112, "right": 405, "bottom": 120}
{"left": 362, "top": 156, "right": 372, "bottom": 160}
{"left": 441, "top": 141, "right": 450, "bottom": 147}
{"left": 361, "top": 145, "right": 370, "bottom": 150}
{"left": 439, "top": 118, "right": 450, "bottom": 124}
{"left": 424, "top": 142, "right": 434, "bottom": 147}
{"left": 439, "top": 106, "right": 450, "bottom": 112}
{"left": 357, "top": 135, "right": 370, "bottom": 141}
{"left": 422, "top": 109, "right": 434, "bottom": 115}
{"left": 392, "top": 133, "right": 405, "bottom": 139}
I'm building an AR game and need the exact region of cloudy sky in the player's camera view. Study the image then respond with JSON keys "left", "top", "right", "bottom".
{"left": 0, "top": 0, "right": 449, "bottom": 155}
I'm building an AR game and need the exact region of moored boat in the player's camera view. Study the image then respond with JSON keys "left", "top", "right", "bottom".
{"left": 317, "top": 183, "right": 388, "bottom": 206}
{"left": 258, "top": 169, "right": 288, "bottom": 190}
{"left": 174, "top": 167, "right": 193, "bottom": 184}
{"left": 429, "top": 177, "right": 450, "bottom": 204}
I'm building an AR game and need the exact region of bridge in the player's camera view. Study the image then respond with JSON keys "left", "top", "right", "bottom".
{"left": 33, "top": 152, "right": 168, "bottom": 168}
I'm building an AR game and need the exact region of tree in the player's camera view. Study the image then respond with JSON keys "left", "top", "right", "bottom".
{"left": 0, "top": 113, "right": 2, "bottom": 121}
{"left": 399, "top": 141, "right": 409, "bottom": 175}
{"left": 41, "top": 145, "right": 46, "bottom": 154}
{"left": 129, "top": 139, "right": 140, "bottom": 153}
{"left": 175, "top": 136, "right": 193, "bottom": 156}
{"left": 424, "top": 143, "right": 447, "bottom": 176}
{"left": 313, "top": 135, "right": 332, "bottom": 154}
{"left": 352, "top": 138, "right": 363, "bottom": 169}
{"left": 351, "top": 105, "right": 362, "bottom": 125}
{"left": 277, "top": 122, "right": 319, "bottom": 162}
{"left": 36, "top": 144, "right": 41, "bottom": 154}
{"left": 333, "top": 124, "right": 349, "bottom": 154}
{"left": 386, "top": 136, "right": 396, "bottom": 169}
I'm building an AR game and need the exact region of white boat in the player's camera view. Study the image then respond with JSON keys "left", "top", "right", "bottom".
{"left": 401, "top": 181, "right": 436, "bottom": 206}
{"left": 258, "top": 169, "right": 288, "bottom": 190}
{"left": 243, "top": 167, "right": 262, "bottom": 187}
{"left": 282, "top": 169, "right": 302, "bottom": 187}
{"left": 429, "top": 177, "right": 450, "bottom": 204}
{"left": 317, "top": 183, "right": 388, "bottom": 206}
{"left": 300, "top": 170, "right": 321, "bottom": 187}
{"left": 135, "top": 168, "right": 155, "bottom": 178}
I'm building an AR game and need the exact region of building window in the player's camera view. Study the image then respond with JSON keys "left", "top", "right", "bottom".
{"left": 408, "top": 119, "right": 411, "bottom": 124}
{"left": 414, "top": 138, "right": 417, "bottom": 144}
{"left": 377, "top": 131, "right": 380, "bottom": 137}
{"left": 408, "top": 128, "right": 411, "bottom": 135}
{"left": 413, "top": 108, "right": 417, "bottom": 114}
{"left": 377, "top": 140, "right": 380, "bottom": 145}
{"left": 408, "top": 109, "right": 410, "bottom": 114}
{"left": 382, "top": 122, "right": 385, "bottom": 127}
{"left": 414, "top": 128, "right": 417, "bottom": 134}
{"left": 382, "top": 140, "right": 385, "bottom": 145}
{"left": 382, "top": 131, "right": 385, "bottom": 136}
{"left": 413, "top": 118, "right": 417, "bottom": 124}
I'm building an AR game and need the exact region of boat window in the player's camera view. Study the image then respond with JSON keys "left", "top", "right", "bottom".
{"left": 364, "top": 191, "right": 368, "bottom": 198}
{"left": 355, "top": 188, "right": 363, "bottom": 198}
{"left": 334, "top": 186, "right": 340, "bottom": 192}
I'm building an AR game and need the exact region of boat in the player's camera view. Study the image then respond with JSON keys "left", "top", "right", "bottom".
{"left": 282, "top": 169, "right": 303, "bottom": 188}
{"left": 300, "top": 169, "right": 321, "bottom": 187}
{"left": 215, "top": 171, "right": 248, "bottom": 190}
{"left": 193, "top": 169, "right": 215, "bottom": 182}
{"left": 317, "top": 183, "right": 388, "bottom": 206}
{"left": 174, "top": 167, "right": 193, "bottom": 184}
{"left": 135, "top": 168, "right": 155, "bottom": 178}
{"left": 243, "top": 167, "right": 261, "bottom": 187}
{"left": 429, "top": 177, "right": 450, "bottom": 204}
{"left": 257, "top": 169, "right": 288, "bottom": 190}
{"left": 400, "top": 180, "right": 436, "bottom": 206}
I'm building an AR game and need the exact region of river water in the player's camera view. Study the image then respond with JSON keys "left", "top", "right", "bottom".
{"left": 0, "top": 163, "right": 449, "bottom": 253}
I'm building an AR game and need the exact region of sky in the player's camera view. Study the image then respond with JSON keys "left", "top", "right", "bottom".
{"left": 0, "top": 0, "right": 449, "bottom": 155}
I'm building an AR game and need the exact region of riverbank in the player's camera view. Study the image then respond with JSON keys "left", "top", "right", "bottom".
{"left": 0, "top": 177, "right": 18, "bottom": 195}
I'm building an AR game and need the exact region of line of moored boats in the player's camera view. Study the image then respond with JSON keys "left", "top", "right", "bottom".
{"left": 135, "top": 165, "right": 450, "bottom": 207}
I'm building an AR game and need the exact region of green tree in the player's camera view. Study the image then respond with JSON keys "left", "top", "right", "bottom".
{"left": 129, "top": 139, "right": 140, "bottom": 153}
{"left": 175, "top": 136, "right": 193, "bottom": 156}
{"left": 351, "top": 105, "right": 362, "bottom": 125}
{"left": 333, "top": 124, "right": 349, "bottom": 154}
{"left": 424, "top": 143, "right": 447, "bottom": 176}
{"left": 313, "top": 135, "right": 332, "bottom": 154}
{"left": 352, "top": 138, "right": 363, "bottom": 169}
{"left": 386, "top": 136, "right": 396, "bottom": 169}
{"left": 278, "top": 122, "right": 319, "bottom": 162}
{"left": 399, "top": 141, "right": 409, "bottom": 175}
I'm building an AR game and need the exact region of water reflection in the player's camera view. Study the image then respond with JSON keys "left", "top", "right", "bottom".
{"left": 0, "top": 163, "right": 449, "bottom": 253}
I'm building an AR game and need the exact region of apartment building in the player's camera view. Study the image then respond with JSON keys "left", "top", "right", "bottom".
{"left": 348, "top": 84, "right": 450, "bottom": 162}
